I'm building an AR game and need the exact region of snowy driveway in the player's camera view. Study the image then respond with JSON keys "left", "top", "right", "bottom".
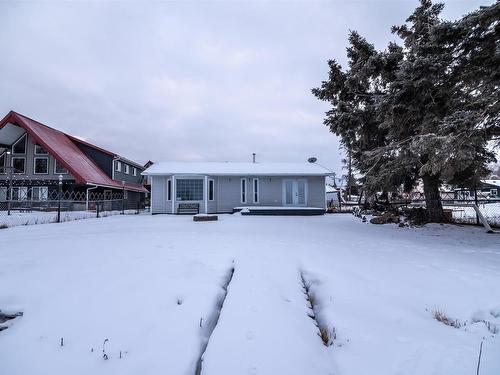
{"left": 0, "top": 214, "right": 499, "bottom": 375}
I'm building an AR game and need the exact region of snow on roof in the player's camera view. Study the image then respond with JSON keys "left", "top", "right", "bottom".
{"left": 143, "top": 161, "right": 331, "bottom": 176}
{"left": 483, "top": 179, "right": 500, "bottom": 188}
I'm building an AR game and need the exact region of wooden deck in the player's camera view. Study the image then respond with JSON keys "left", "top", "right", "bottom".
{"left": 233, "top": 206, "right": 326, "bottom": 216}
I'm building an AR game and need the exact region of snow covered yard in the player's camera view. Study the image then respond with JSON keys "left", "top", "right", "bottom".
{"left": 0, "top": 214, "right": 499, "bottom": 375}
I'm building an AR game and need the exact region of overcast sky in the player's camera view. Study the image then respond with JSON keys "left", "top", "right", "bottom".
{"left": 0, "top": 0, "right": 493, "bottom": 172}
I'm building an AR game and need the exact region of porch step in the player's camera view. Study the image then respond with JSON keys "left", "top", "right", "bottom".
{"left": 233, "top": 206, "right": 325, "bottom": 216}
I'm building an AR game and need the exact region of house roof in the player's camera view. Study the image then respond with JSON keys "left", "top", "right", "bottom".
{"left": 0, "top": 111, "right": 147, "bottom": 193}
{"left": 143, "top": 161, "right": 332, "bottom": 176}
{"left": 482, "top": 179, "right": 500, "bottom": 188}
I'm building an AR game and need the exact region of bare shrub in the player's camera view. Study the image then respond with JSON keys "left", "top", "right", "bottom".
{"left": 432, "top": 309, "right": 465, "bottom": 328}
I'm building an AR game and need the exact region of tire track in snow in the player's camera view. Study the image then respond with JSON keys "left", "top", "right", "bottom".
{"left": 195, "top": 265, "right": 235, "bottom": 375}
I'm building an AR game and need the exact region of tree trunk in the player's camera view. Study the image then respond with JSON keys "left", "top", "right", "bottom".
{"left": 422, "top": 174, "right": 444, "bottom": 223}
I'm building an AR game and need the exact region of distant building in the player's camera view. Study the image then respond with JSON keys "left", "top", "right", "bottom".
{"left": 0, "top": 111, "right": 148, "bottom": 206}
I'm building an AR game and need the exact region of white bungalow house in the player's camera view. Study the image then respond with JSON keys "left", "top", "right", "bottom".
{"left": 142, "top": 162, "right": 331, "bottom": 215}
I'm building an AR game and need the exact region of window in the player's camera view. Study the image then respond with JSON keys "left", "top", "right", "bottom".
{"left": 12, "top": 134, "right": 26, "bottom": 154}
{"left": 133, "top": 167, "right": 137, "bottom": 176}
{"left": 0, "top": 187, "right": 6, "bottom": 201}
{"left": 124, "top": 190, "right": 128, "bottom": 199}
{"left": 208, "top": 179, "right": 214, "bottom": 201}
{"left": 491, "top": 189, "right": 498, "bottom": 197}
{"left": 32, "top": 187, "right": 48, "bottom": 201}
{"left": 54, "top": 160, "right": 68, "bottom": 174}
{"left": 167, "top": 179, "right": 172, "bottom": 201}
{"left": 12, "top": 157, "right": 25, "bottom": 174}
{"left": 0, "top": 153, "right": 5, "bottom": 174}
{"left": 124, "top": 164, "right": 130, "bottom": 174}
{"left": 116, "top": 161, "right": 122, "bottom": 172}
{"left": 34, "top": 144, "right": 48, "bottom": 155}
{"left": 12, "top": 187, "right": 28, "bottom": 201}
{"left": 34, "top": 157, "right": 49, "bottom": 174}
{"left": 241, "top": 178, "right": 247, "bottom": 203}
{"left": 253, "top": 178, "right": 259, "bottom": 203}
{"left": 176, "top": 179, "right": 203, "bottom": 201}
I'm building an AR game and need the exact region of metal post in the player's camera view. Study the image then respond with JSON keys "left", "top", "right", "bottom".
{"left": 121, "top": 181, "right": 125, "bottom": 215}
{"left": 57, "top": 174, "right": 63, "bottom": 223}
{"left": 6, "top": 150, "right": 12, "bottom": 216}
{"left": 474, "top": 187, "right": 479, "bottom": 225}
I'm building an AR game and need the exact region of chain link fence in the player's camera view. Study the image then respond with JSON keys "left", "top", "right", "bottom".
{"left": 0, "top": 188, "right": 145, "bottom": 229}
{"left": 327, "top": 189, "right": 500, "bottom": 228}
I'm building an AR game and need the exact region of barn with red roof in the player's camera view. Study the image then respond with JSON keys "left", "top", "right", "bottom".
{"left": 0, "top": 111, "right": 148, "bottom": 209}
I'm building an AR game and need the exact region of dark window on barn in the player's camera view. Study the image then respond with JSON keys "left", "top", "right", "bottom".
{"left": 54, "top": 160, "right": 68, "bottom": 174}
{"left": 0, "top": 153, "right": 5, "bottom": 173}
{"left": 34, "top": 144, "right": 48, "bottom": 155}
{"left": 12, "top": 157, "right": 25, "bottom": 174}
{"left": 13, "top": 134, "right": 27, "bottom": 154}
{"left": 34, "top": 157, "right": 49, "bottom": 174}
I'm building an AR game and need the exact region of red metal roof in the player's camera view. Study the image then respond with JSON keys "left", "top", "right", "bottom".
{"left": 0, "top": 111, "right": 148, "bottom": 193}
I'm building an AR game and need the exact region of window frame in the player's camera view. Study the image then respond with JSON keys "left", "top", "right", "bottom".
{"left": 175, "top": 178, "right": 204, "bottom": 201}
{"left": 54, "top": 159, "right": 69, "bottom": 175}
{"left": 33, "top": 157, "right": 49, "bottom": 175}
{"left": 241, "top": 178, "right": 247, "bottom": 203}
{"left": 12, "top": 186, "right": 28, "bottom": 201}
{"left": 11, "top": 157, "right": 26, "bottom": 174}
{"left": 12, "top": 134, "right": 27, "bottom": 155}
{"left": 208, "top": 179, "right": 215, "bottom": 201}
{"left": 253, "top": 178, "right": 259, "bottom": 203}
{"left": 0, "top": 152, "right": 5, "bottom": 174}
{"left": 491, "top": 189, "right": 498, "bottom": 197}
{"left": 133, "top": 167, "right": 137, "bottom": 176}
{"left": 124, "top": 164, "right": 130, "bottom": 174}
{"left": 32, "top": 186, "right": 49, "bottom": 201}
{"left": 34, "top": 144, "right": 48, "bottom": 155}
{"left": 116, "top": 161, "right": 122, "bottom": 172}
{"left": 167, "top": 179, "right": 172, "bottom": 201}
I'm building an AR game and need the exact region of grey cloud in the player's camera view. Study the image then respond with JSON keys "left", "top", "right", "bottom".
{"left": 0, "top": 0, "right": 492, "bottom": 172}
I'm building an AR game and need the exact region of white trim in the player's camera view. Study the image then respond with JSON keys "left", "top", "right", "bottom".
{"left": 253, "top": 178, "right": 259, "bottom": 203}
{"left": 133, "top": 167, "right": 137, "bottom": 176}
{"left": 172, "top": 175, "right": 176, "bottom": 213}
{"left": 11, "top": 156, "right": 26, "bottom": 174}
{"left": 150, "top": 177, "right": 154, "bottom": 214}
{"left": 33, "top": 156, "right": 49, "bottom": 175}
{"left": 12, "top": 134, "right": 27, "bottom": 155}
{"left": 204, "top": 175, "right": 208, "bottom": 213}
{"left": 240, "top": 178, "right": 247, "bottom": 203}
{"left": 124, "top": 164, "right": 130, "bottom": 174}
{"left": 208, "top": 179, "right": 215, "bottom": 201}
{"left": 54, "top": 159, "right": 69, "bottom": 175}
{"left": 116, "top": 161, "right": 122, "bottom": 172}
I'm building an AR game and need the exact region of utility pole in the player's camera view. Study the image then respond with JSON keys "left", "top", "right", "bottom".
{"left": 6, "top": 150, "right": 13, "bottom": 216}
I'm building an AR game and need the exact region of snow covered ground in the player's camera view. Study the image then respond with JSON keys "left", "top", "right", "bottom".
{"left": 0, "top": 214, "right": 499, "bottom": 375}
{"left": 0, "top": 209, "right": 141, "bottom": 228}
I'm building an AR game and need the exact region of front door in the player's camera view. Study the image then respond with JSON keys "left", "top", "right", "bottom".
{"left": 283, "top": 179, "right": 307, "bottom": 206}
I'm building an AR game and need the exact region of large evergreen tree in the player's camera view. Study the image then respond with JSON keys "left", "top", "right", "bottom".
{"left": 313, "top": 0, "right": 499, "bottom": 222}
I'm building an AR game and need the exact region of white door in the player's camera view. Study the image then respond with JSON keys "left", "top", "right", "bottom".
{"left": 283, "top": 179, "right": 307, "bottom": 206}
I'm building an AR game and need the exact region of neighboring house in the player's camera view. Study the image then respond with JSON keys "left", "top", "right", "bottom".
{"left": 143, "top": 162, "right": 330, "bottom": 214}
{"left": 0, "top": 111, "right": 148, "bottom": 206}
{"left": 454, "top": 180, "right": 500, "bottom": 200}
